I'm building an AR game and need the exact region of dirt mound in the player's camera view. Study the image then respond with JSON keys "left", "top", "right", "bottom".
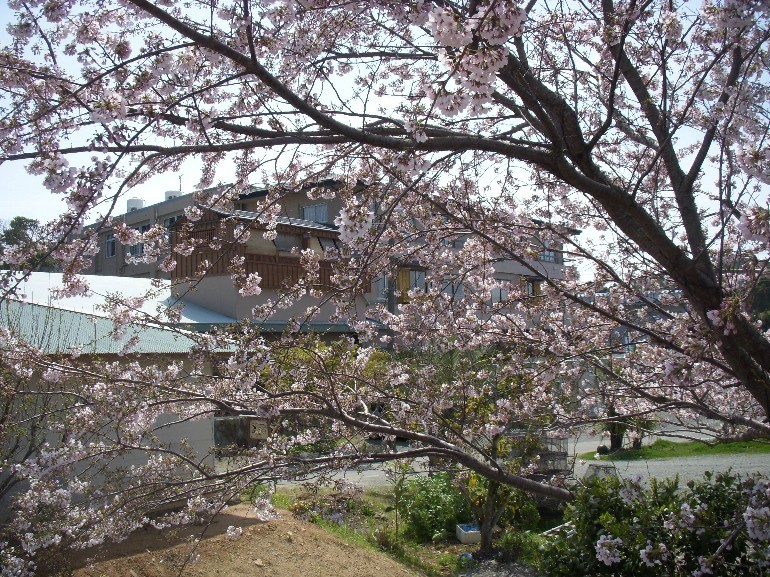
{"left": 72, "top": 505, "right": 418, "bottom": 577}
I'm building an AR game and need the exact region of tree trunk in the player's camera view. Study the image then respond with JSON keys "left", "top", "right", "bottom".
{"left": 606, "top": 406, "right": 626, "bottom": 451}
{"left": 610, "top": 428, "right": 624, "bottom": 451}
{"left": 478, "top": 515, "right": 496, "bottom": 558}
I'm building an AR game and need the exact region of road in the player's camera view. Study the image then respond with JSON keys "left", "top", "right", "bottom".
{"left": 571, "top": 434, "right": 770, "bottom": 485}
{"left": 324, "top": 435, "right": 770, "bottom": 489}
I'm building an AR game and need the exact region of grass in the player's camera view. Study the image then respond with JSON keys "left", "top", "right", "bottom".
{"left": 579, "top": 438, "right": 770, "bottom": 461}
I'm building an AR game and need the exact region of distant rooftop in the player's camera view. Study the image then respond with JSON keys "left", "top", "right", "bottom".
{"left": 0, "top": 300, "right": 219, "bottom": 356}
{"left": 11, "top": 272, "right": 237, "bottom": 327}
{"left": 217, "top": 208, "right": 339, "bottom": 233}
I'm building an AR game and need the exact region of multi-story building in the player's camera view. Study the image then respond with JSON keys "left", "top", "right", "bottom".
{"left": 169, "top": 205, "right": 357, "bottom": 333}
{"left": 86, "top": 183, "right": 343, "bottom": 279}
{"left": 85, "top": 185, "right": 571, "bottom": 334}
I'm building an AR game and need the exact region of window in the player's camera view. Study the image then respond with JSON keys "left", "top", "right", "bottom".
{"left": 274, "top": 232, "right": 302, "bottom": 252}
{"left": 318, "top": 236, "right": 338, "bottom": 253}
{"left": 129, "top": 224, "right": 150, "bottom": 257}
{"left": 371, "top": 276, "right": 387, "bottom": 300}
{"left": 370, "top": 200, "right": 381, "bottom": 223}
{"left": 396, "top": 268, "right": 426, "bottom": 302}
{"left": 409, "top": 270, "right": 426, "bottom": 291}
{"left": 539, "top": 249, "right": 559, "bottom": 263}
{"left": 301, "top": 203, "right": 328, "bottom": 223}
{"left": 163, "top": 215, "right": 182, "bottom": 242}
{"left": 526, "top": 278, "right": 542, "bottom": 296}
{"left": 105, "top": 234, "right": 116, "bottom": 258}
{"left": 448, "top": 281, "right": 465, "bottom": 300}
{"left": 442, "top": 237, "right": 466, "bottom": 249}
{"left": 490, "top": 285, "right": 508, "bottom": 303}
{"left": 441, "top": 277, "right": 465, "bottom": 301}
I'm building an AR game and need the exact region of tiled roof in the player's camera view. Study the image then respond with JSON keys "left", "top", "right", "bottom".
{"left": 215, "top": 208, "right": 339, "bottom": 233}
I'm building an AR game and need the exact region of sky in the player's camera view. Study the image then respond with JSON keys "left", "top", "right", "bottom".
{"left": 0, "top": 2, "right": 203, "bottom": 225}
{"left": 0, "top": 157, "right": 204, "bottom": 225}
{"left": 1, "top": 0, "right": 760, "bottom": 287}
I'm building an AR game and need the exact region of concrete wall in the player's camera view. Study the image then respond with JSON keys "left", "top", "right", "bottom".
{"left": 174, "top": 275, "right": 368, "bottom": 327}
{"left": 0, "top": 358, "right": 216, "bottom": 521}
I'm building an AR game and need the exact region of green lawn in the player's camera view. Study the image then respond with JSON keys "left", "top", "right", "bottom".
{"left": 580, "top": 439, "right": 770, "bottom": 461}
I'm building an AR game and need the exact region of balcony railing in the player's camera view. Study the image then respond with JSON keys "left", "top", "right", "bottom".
{"left": 243, "top": 253, "right": 334, "bottom": 289}
{"left": 172, "top": 246, "right": 334, "bottom": 290}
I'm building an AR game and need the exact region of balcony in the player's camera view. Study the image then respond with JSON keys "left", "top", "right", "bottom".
{"left": 243, "top": 253, "right": 334, "bottom": 289}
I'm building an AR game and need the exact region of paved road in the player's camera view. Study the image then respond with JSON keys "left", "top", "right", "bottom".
{"left": 571, "top": 434, "right": 770, "bottom": 485}
{"left": 322, "top": 435, "right": 770, "bottom": 489}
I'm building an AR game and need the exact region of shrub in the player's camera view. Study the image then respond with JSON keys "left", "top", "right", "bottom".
{"left": 537, "top": 472, "right": 770, "bottom": 576}
{"left": 370, "top": 526, "right": 404, "bottom": 554}
{"left": 288, "top": 479, "right": 365, "bottom": 525}
{"left": 497, "top": 530, "right": 546, "bottom": 563}
{"left": 460, "top": 471, "right": 541, "bottom": 531}
{"left": 399, "top": 473, "right": 470, "bottom": 542}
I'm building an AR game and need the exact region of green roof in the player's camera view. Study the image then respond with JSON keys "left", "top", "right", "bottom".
{"left": 0, "top": 300, "right": 212, "bottom": 356}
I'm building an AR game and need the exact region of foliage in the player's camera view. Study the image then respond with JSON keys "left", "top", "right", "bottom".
{"left": 537, "top": 472, "right": 770, "bottom": 577}
{"left": 0, "top": 216, "right": 55, "bottom": 271}
{"left": 383, "top": 460, "right": 414, "bottom": 544}
{"left": 497, "top": 529, "right": 546, "bottom": 564}
{"left": 460, "top": 471, "right": 539, "bottom": 530}
{"left": 287, "top": 479, "right": 370, "bottom": 526}
{"left": 368, "top": 526, "right": 469, "bottom": 577}
{"left": 398, "top": 473, "right": 470, "bottom": 542}
{"left": 278, "top": 483, "right": 469, "bottom": 577}
{"left": 453, "top": 468, "right": 541, "bottom": 556}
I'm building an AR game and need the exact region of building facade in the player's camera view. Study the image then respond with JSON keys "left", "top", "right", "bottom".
{"left": 85, "top": 184, "right": 343, "bottom": 279}
{"left": 85, "top": 186, "right": 570, "bottom": 332}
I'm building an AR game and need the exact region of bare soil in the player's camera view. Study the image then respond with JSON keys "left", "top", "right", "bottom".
{"left": 71, "top": 505, "right": 419, "bottom": 577}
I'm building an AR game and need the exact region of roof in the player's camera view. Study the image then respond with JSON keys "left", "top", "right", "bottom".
{"left": 236, "top": 180, "right": 343, "bottom": 201}
{"left": 252, "top": 320, "right": 354, "bottom": 334}
{"left": 217, "top": 208, "right": 340, "bottom": 233}
{"left": 0, "top": 299, "right": 211, "bottom": 356}
{"left": 12, "top": 272, "right": 237, "bottom": 327}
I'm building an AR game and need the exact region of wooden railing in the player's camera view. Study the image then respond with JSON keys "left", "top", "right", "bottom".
{"left": 243, "top": 253, "right": 334, "bottom": 289}
{"left": 174, "top": 247, "right": 334, "bottom": 289}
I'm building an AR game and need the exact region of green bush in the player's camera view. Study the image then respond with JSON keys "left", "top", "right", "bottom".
{"left": 459, "top": 470, "right": 541, "bottom": 531}
{"left": 537, "top": 472, "right": 770, "bottom": 577}
{"left": 497, "top": 529, "right": 546, "bottom": 563}
{"left": 399, "top": 473, "right": 470, "bottom": 541}
{"left": 369, "top": 525, "right": 405, "bottom": 554}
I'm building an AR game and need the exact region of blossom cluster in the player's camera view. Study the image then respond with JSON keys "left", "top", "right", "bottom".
{"left": 595, "top": 534, "right": 624, "bottom": 566}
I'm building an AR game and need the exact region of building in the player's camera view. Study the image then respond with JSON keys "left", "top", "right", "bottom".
{"left": 87, "top": 190, "right": 191, "bottom": 278}
{"left": 86, "top": 183, "right": 343, "bottom": 279}
{"left": 0, "top": 272, "right": 238, "bottom": 519}
{"left": 169, "top": 206, "right": 359, "bottom": 333}
{"left": 84, "top": 185, "right": 571, "bottom": 336}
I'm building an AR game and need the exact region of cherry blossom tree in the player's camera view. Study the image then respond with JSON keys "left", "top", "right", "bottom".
{"left": 1, "top": 0, "right": 770, "bottom": 570}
